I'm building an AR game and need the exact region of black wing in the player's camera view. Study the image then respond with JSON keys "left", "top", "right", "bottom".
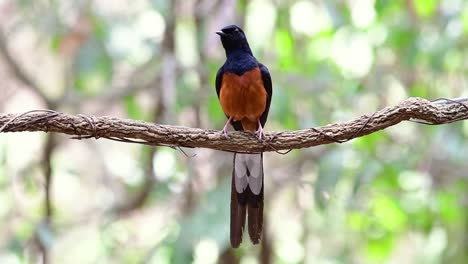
{"left": 258, "top": 63, "right": 272, "bottom": 127}
{"left": 215, "top": 65, "right": 224, "bottom": 98}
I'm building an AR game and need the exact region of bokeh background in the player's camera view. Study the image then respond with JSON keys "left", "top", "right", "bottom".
{"left": 0, "top": 0, "right": 467, "bottom": 263}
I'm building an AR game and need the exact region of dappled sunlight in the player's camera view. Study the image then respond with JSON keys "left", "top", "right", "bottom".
{"left": 350, "top": 0, "right": 377, "bottom": 28}
{"left": 0, "top": 0, "right": 467, "bottom": 263}
{"left": 193, "top": 238, "right": 219, "bottom": 264}
{"left": 245, "top": 0, "right": 276, "bottom": 51}
{"left": 290, "top": 1, "right": 331, "bottom": 36}
{"left": 330, "top": 28, "right": 374, "bottom": 78}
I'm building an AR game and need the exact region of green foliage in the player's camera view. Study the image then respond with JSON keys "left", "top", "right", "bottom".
{"left": 124, "top": 95, "right": 145, "bottom": 120}
{"left": 0, "top": 0, "right": 467, "bottom": 263}
{"left": 275, "top": 29, "right": 296, "bottom": 70}
{"left": 74, "top": 39, "right": 113, "bottom": 95}
{"left": 413, "top": 0, "right": 439, "bottom": 18}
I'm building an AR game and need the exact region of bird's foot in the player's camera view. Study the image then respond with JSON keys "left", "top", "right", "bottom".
{"left": 221, "top": 117, "right": 233, "bottom": 139}
{"left": 221, "top": 126, "right": 230, "bottom": 139}
{"left": 255, "top": 120, "right": 264, "bottom": 140}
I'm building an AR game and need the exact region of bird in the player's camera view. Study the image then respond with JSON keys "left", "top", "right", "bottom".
{"left": 215, "top": 25, "right": 272, "bottom": 248}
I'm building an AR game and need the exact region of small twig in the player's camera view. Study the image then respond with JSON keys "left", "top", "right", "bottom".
{"left": 177, "top": 146, "right": 197, "bottom": 158}
{"left": 432, "top": 97, "right": 468, "bottom": 107}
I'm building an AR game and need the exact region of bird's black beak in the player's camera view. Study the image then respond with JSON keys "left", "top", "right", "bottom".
{"left": 216, "top": 31, "right": 226, "bottom": 37}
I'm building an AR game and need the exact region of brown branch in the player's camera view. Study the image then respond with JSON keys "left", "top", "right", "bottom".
{"left": 34, "top": 133, "right": 56, "bottom": 264}
{"left": 0, "top": 97, "right": 467, "bottom": 153}
{"left": 41, "top": 134, "right": 56, "bottom": 220}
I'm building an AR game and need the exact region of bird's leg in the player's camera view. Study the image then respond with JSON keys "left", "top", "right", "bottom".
{"left": 221, "top": 116, "right": 233, "bottom": 139}
{"left": 255, "top": 119, "right": 264, "bottom": 140}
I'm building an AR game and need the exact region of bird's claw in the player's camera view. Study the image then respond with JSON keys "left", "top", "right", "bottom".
{"left": 221, "top": 126, "right": 230, "bottom": 139}
{"left": 255, "top": 119, "right": 264, "bottom": 140}
{"left": 221, "top": 116, "right": 233, "bottom": 139}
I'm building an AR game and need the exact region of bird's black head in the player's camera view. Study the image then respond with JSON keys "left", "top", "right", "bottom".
{"left": 216, "top": 25, "right": 252, "bottom": 56}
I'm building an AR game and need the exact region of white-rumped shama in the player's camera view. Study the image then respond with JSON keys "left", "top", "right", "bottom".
{"left": 215, "top": 25, "right": 272, "bottom": 248}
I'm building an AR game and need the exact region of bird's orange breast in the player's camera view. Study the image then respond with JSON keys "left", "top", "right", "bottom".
{"left": 219, "top": 67, "right": 267, "bottom": 131}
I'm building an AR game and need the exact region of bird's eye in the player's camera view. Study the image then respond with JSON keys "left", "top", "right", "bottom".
{"left": 234, "top": 28, "right": 239, "bottom": 32}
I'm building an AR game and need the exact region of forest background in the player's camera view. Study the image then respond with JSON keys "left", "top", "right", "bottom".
{"left": 0, "top": 0, "right": 467, "bottom": 263}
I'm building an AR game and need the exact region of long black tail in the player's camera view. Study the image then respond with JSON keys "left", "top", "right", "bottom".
{"left": 230, "top": 153, "right": 264, "bottom": 248}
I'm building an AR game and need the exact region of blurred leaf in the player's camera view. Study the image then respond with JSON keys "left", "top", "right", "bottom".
{"left": 148, "top": 245, "right": 173, "bottom": 264}
{"left": 413, "top": 0, "right": 439, "bottom": 18}
{"left": 275, "top": 29, "right": 296, "bottom": 70}
{"left": 409, "top": 83, "right": 428, "bottom": 98}
{"left": 462, "top": 6, "right": 468, "bottom": 32}
{"left": 50, "top": 34, "right": 63, "bottom": 52}
{"left": 374, "top": 0, "right": 400, "bottom": 15}
{"left": 409, "top": 207, "right": 433, "bottom": 233}
{"left": 207, "top": 94, "right": 226, "bottom": 127}
{"left": 372, "top": 195, "right": 407, "bottom": 232}
{"left": 15, "top": 221, "right": 34, "bottom": 241}
{"left": 124, "top": 95, "right": 145, "bottom": 120}
{"left": 371, "top": 165, "right": 400, "bottom": 190}
{"left": 347, "top": 211, "right": 369, "bottom": 231}
{"left": 74, "top": 39, "right": 113, "bottom": 95}
{"left": 353, "top": 131, "right": 387, "bottom": 155}
{"left": 436, "top": 191, "right": 462, "bottom": 224}
{"left": 91, "top": 15, "right": 108, "bottom": 40}
{"left": 388, "top": 28, "right": 418, "bottom": 65}
{"left": 271, "top": 86, "right": 298, "bottom": 130}
{"left": 443, "top": 51, "right": 462, "bottom": 72}
{"left": 366, "top": 234, "right": 395, "bottom": 262}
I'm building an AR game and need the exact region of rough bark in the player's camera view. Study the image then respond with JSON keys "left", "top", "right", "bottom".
{"left": 1, "top": 97, "right": 467, "bottom": 153}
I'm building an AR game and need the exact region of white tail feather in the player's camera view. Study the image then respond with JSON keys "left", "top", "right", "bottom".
{"left": 234, "top": 153, "right": 263, "bottom": 195}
